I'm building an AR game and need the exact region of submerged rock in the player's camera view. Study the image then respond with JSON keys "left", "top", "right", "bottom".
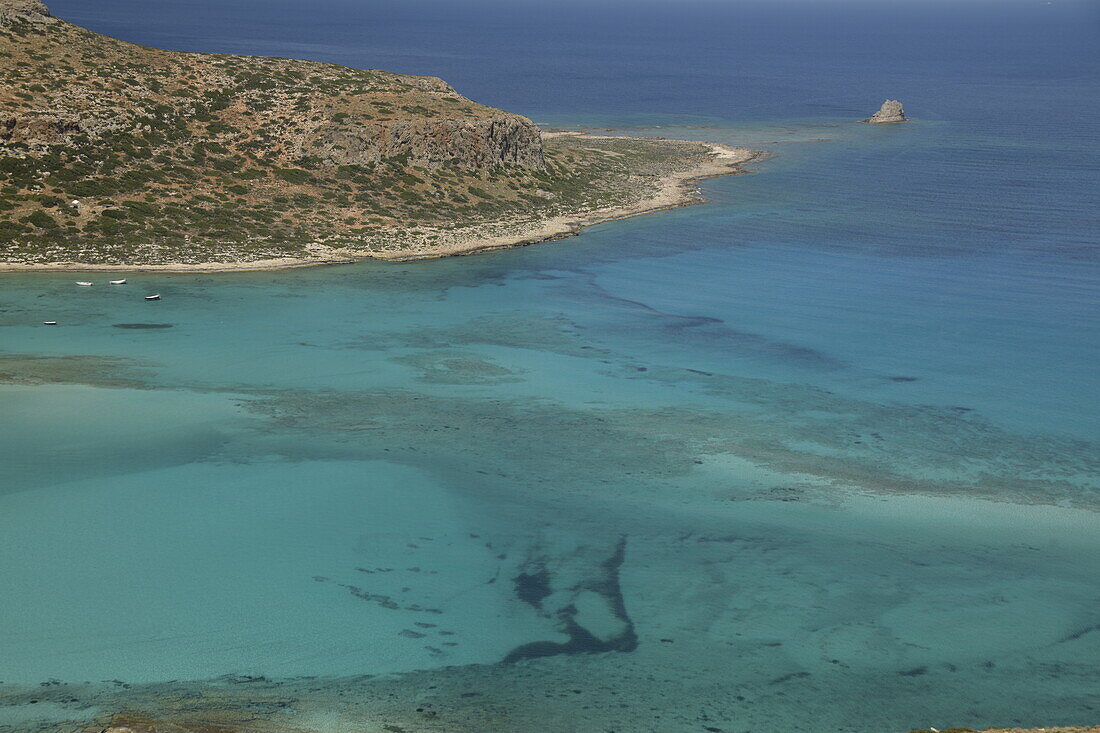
{"left": 503, "top": 536, "right": 637, "bottom": 663}
{"left": 863, "top": 99, "right": 909, "bottom": 124}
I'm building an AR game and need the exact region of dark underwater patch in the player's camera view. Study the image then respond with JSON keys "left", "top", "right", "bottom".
{"left": 768, "top": 671, "right": 811, "bottom": 685}
{"left": 112, "top": 323, "right": 174, "bottom": 329}
{"left": 513, "top": 566, "right": 552, "bottom": 608}
{"left": 504, "top": 537, "right": 637, "bottom": 663}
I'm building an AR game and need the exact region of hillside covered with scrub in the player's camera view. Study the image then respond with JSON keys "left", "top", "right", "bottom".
{"left": 0, "top": 0, "right": 757, "bottom": 267}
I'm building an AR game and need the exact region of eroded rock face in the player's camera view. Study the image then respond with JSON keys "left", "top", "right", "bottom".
{"left": 863, "top": 99, "right": 908, "bottom": 124}
{"left": 1, "top": 115, "right": 81, "bottom": 143}
{"left": 0, "top": 0, "right": 51, "bottom": 25}
{"left": 310, "top": 113, "right": 545, "bottom": 169}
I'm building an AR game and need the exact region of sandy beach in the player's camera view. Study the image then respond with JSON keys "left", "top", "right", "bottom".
{"left": 0, "top": 136, "right": 765, "bottom": 273}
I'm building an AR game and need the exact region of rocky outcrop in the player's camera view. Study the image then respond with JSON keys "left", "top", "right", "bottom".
{"left": 0, "top": 0, "right": 51, "bottom": 25}
{"left": 863, "top": 99, "right": 908, "bottom": 124}
{"left": 1, "top": 115, "right": 81, "bottom": 143}
{"left": 402, "top": 74, "right": 456, "bottom": 93}
{"left": 309, "top": 113, "right": 545, "bottom": 169}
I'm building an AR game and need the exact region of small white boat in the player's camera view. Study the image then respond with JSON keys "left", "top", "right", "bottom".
{"left": 75, "top": 281, "right": 94, "bottom": 287}
{"left": 109, "top": 279, "right": 127, "bottom": 285}
{"left": 145, "top": 294, "right": 161, "bottom": 301}
{"left": 43, "top": 321, "right": 58, "bottom": 326}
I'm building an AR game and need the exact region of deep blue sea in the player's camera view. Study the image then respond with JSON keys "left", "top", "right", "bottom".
{"left": 1, "top": 1, "right": 1098, "bottom": 731}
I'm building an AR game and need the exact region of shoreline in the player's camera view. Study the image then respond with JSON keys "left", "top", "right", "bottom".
{"left": 0, "top": 136, "right": 767, "bottom": 274}
{"left": 366, "top": 136, "right": 768, "bottom": 263}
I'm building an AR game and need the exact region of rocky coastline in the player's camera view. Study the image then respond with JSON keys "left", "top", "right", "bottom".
{"left": 354, "top": 135, "right": 766, "bottom": 265}
{"left": 0, "top": 0, "right": 764, "bottom": 272}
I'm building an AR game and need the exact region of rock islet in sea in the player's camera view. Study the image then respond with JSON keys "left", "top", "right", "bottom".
{"left": 863, "top": 99, "right": 909, "bottom": 124}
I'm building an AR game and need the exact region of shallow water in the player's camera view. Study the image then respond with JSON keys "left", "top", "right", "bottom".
{"left": 2, "top": 1, "right": 1099, "bottom": 731}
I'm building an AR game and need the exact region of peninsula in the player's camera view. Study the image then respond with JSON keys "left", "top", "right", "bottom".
{"left": 0, "top": 0, "right": 763, "bottom": 271}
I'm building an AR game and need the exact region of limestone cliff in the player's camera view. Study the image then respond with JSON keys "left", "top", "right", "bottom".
{"left": 310, "top": 114, "right": 543, "bottom": 169}
{"left": 863, "top": 99, "right": 909, "bottom": 124}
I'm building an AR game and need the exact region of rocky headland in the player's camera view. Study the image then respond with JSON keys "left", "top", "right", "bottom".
{"left": 0, "top": 0, "right": 763, "bottom": 270}
{"left": 864, "top": 99, "right": 909, "bottom": 124}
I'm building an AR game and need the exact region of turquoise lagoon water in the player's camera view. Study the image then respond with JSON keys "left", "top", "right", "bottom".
{"left": 2, "top": 1, "right": 1100, "bottom": 731}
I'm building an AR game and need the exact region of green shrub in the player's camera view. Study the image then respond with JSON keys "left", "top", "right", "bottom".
{"left": 275, "top": 168, "right": 312, "bottom": 184}
{"left": 23, "top": 210, "right": 58, "bottom": 229}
